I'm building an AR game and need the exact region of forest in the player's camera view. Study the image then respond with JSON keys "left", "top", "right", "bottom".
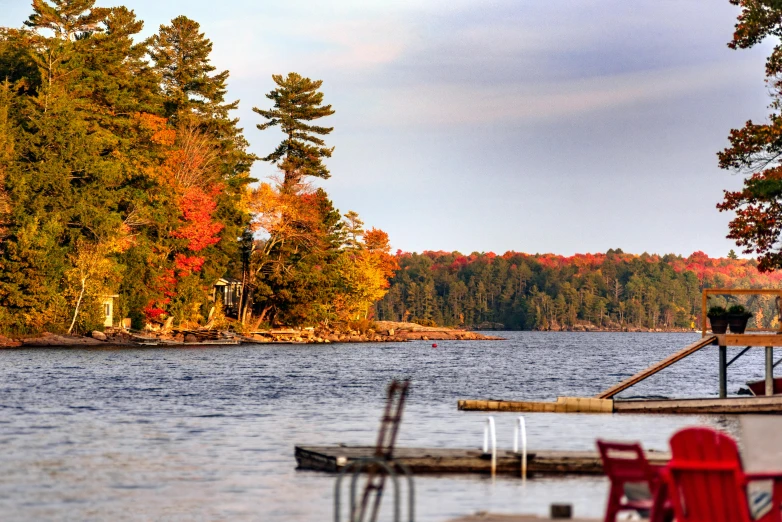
{"left": 0, "top": 0, "right": 396, "bottom": 334}
{"left": 376, "top": 250, "right": 782, "bottom": 331}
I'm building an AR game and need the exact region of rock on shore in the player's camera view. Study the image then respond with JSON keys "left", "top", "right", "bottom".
{"left": 20, "top": 332, "right": 107, "bottom": 346}
{"left": 369, "top": 321, "right": 503, "bottom": 341}
{"left": 0, "top": 334, "right": 22, "bottom": 347}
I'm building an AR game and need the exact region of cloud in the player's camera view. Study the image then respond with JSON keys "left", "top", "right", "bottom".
{"left": 357, "top": 60, "right": 762, "bottom": 127}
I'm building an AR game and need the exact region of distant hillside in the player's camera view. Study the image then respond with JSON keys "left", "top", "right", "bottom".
{"left": 375, "top": 250, "right": 782, "bottom": 331}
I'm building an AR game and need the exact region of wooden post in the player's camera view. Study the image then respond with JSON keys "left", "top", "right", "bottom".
{"left": 702, "top": 292, "right": 708, "bottom": 337}
{"left": 719, "top": 345, "right": 727, "bottom": 399}
{"left": 767, "top": 346, "right": 774, "bottom": 397}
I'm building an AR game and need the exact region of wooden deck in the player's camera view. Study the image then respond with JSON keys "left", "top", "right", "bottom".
{"left": 715, "top": 333, "right": 782, "bottom": 346}
{"left": 295, "top": 445, "right": 670, "bottom": 475}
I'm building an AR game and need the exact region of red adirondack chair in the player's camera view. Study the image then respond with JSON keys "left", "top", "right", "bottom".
{"left": 665, "top": 427, "right": 782, "bottom": 522}
{"left": 597, "top": 439, "right": 672, "bottom": 522}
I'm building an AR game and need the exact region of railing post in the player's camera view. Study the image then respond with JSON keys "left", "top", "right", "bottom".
{"left": 513, "top": 416, "right": 527, "bottom": 480}
{"left": 719, "top": 345, "right": 727, "bottom": 399}
{"left": 767, "top": 346, "right": 774, "bottom": 396}
{"left": 483, "top": 417, "right": 496, "bottom": 477}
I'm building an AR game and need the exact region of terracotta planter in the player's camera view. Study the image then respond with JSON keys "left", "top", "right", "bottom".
{"left": 709, "top": 316, "right": 728, "bottom": 334}
{"left": 728, "top": 315, "right": 751, "bottom": 334}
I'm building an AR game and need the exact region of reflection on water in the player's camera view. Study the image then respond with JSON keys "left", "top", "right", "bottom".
{"left": 0, "top": 332, "right": 769, "bottom": 520}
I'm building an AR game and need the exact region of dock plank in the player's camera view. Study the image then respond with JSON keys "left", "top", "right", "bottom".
{"left": 295, "top": 445, "right": 669, "bottom": 476}
{"left": 459, "top": 395, "right": 782, "bottom": 414}
{"left": 448, "top": 515, "right": 598, "bottom": 522}
{"left": 613, "top": 395, "right": 782, "bottom": 413}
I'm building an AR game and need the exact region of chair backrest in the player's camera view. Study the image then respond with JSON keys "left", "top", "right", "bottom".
{"left": 666, "top": 427, "right": 749, "bottom": 522}
{"left": 597, "top": 439, "right": 656, "bottom": 484}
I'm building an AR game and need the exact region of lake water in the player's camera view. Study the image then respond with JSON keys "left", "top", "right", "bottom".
{"left": 0, "top": 332, "right": 774, "bottom": 521}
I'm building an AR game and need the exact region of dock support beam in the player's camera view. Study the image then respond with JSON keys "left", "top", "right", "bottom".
{"left": 767, "top": 347, "right": 774, "bottom": 397}
{"left": 719, "top": 345, "right": 727, "bottom": 399}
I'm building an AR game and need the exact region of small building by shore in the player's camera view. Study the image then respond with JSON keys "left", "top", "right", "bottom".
{"left": 213, "top": 277, "right": 243, "bottom": 317}
{"left": 101, "top": 295, "right": 119, "bottom": 328}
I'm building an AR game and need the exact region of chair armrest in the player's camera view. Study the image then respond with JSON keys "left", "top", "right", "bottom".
{"left": 746, "top": 472, "right": 782, "bottom": 482}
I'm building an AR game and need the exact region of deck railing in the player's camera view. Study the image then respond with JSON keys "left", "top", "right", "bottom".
{"left": 701, "top": 288, "right": 782, "bottom": 337}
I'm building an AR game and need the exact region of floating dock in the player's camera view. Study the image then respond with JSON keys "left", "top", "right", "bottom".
{"left": 458, "top": 395, "right": 782, "bottom": 414}
{"left": 295, "top": 445, "right": 670, "bottom": 476}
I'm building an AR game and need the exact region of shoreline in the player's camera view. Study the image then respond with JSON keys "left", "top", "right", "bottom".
{"left": 0, "top": 322, "right": 704, "bottom": 349}
{"left": 0, "top": 322, "right": 506, "bottom": 348}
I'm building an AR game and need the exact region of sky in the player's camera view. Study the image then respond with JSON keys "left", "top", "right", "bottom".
{"left": 0, "top": 0, "right": 776, "bottom": 258}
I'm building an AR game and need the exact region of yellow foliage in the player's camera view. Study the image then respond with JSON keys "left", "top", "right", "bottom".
{"left": 334, "top": 250, "right": 390, "bottom": 321}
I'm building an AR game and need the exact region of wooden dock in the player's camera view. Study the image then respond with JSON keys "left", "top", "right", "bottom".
{"left": 459, "top": 289, "right": 782, "bottom": 414}
{"left": 295, "top": 445, "right": 670, "bottom": 475}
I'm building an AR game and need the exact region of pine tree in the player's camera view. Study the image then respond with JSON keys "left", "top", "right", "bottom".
{"left": 25, "top": 0, "right": 105, "bottom": 41}
{"left": 253, "top": 73, "right": 335, "bottom": 188}
{"left": 342, "top": 210, "right": 364, "bottom": 250}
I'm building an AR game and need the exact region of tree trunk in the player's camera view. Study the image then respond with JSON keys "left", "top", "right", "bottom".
{"left": 67, "top": 277, "right": 87, "bottom": 335}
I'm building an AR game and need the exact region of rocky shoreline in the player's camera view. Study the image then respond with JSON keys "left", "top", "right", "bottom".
{"left": 0, "top": 321, "right": 504, "bottom": 348}
{"left": 0, "top": 322, "right": 699, "bottom": 348}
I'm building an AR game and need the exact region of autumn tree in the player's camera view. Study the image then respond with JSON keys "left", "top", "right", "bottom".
{"left": 334, "top": 224, "right": 398, "bottom": 321}
{"left": 66, "top": 240, "right": 116, "bottom": 333}
{"left": 0, "top": 2, "right": 255, "bottom": 331}
{"left": 0, "top": 82, "right": 12, "bottom": 238}
{"left": 243, "top": 180, "right": 331, "bottom": 324}
{"left": 253, "top": 73, "right": 335, "bottom": 188}
{"left": 148, "top": 15, "right": 254, "bottom": 322}
{"left": 717, "top": 0, "right": 782, "bottom": 271}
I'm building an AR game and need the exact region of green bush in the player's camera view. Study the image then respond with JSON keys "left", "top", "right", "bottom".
{"left": 727, "top": 304, "right": 752, "bottom": 317}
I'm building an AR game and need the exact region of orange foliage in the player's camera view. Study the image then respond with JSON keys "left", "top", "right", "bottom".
{"left": 363, "top": 228, "right": 398, "bottom": 282}
{"left": 174, "top": 254, "right": 205, "bottom": 277}
{"left": 171, "top": 186, "right": 224, "bottom": 252}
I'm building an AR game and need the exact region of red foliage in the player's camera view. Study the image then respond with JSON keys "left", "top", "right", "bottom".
{"left": 143, "top": 307, "right": 168, "bottom": 321}
{"left": 172, "top": 186, "right": 224, "bottom": 252}
{"left": 174, "top": 254, "right": 205, "bottom": 277}
{"left": 395, "top": 249, "right": 782, "bottom": 287}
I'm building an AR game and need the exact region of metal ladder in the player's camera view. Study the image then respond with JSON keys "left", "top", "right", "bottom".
{"left": 346, "top": 379, "right": 411, "bottom": 522}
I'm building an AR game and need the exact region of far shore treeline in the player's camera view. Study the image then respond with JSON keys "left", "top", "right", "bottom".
{"left": 0, "top": 1, "right": 396, "bottom": 335}
{"left": 377, "top": 250, "right": 782, "bottom": 331}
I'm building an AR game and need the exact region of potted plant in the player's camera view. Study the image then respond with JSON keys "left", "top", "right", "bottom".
{"left": 707, "top": 306, "right": 729, "bottom": 334}
{"left": 727, "top": 304, "right": 753, "bottom": 334}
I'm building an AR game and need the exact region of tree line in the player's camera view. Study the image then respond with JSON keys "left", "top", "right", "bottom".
{"left": 376, "top": 250, "right": 782, "bottom": 330}
{"left": 0, "top": 0, "right": 395, "bottom": 334}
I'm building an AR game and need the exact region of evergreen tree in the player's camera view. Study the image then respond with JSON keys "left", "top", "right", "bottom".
{"left": 253, "top": 73, "right": 335, "bottom": 188}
